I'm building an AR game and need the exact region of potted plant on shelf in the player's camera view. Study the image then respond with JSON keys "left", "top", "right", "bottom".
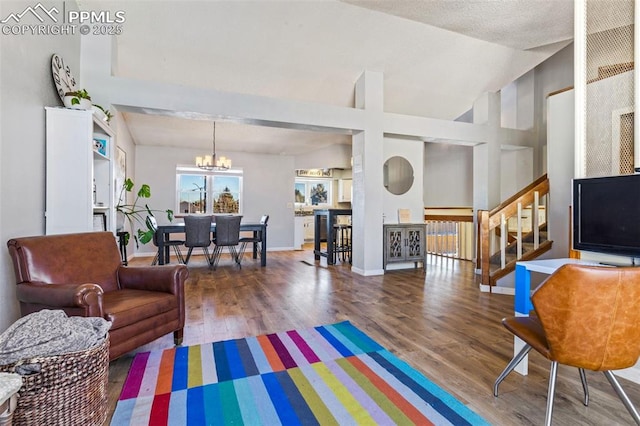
{"left": 116, "top": 177, "right": 174, "bottom": 247}
{"left": 93, "top": 104, "right": 113, "bottom": 123}
{"left": 63, "top": 88, "right": 92, "bottom": 110}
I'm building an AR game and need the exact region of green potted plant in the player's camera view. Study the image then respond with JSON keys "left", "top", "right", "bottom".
{"left": 93, "top": 104, "right": 113, "bottom": 123}
{"left": 116, "top": 177, "right": 174, "bottom": 247}
{"left": 63, "top": 88, "right": 92, "bottom": 110}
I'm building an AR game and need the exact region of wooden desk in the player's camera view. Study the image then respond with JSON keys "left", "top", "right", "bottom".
{"left": 156, "top": 222, "right": 267, "bottom": 266}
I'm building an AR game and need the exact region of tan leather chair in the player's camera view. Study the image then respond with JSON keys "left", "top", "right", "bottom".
{"left": 7, "top": 232, "right": 189, "bottom": 361}
{"left": 494, "top": 264, "right": 640, "bottom": 425}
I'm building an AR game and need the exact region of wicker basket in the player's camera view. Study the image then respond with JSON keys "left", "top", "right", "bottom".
{"left": 0, "top": 335, "right": 109, "bottom": 426}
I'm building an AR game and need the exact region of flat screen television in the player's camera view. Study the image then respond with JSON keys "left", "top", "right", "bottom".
{"left": 573, "top": 174, "right": 640, "bottom": 259}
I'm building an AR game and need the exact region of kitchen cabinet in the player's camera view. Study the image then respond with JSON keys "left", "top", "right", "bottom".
{"left": 294, "top": 216, "right": 305, "bottom": 250}
{"left": 338, "top": 179, "right": 352, "bottom": 202}
{"left": 383, "top": 223, "right": 426, "bottom": 270}
{"left": 45, "top": 107, "right": 115, "bottom": 234}
{"left": 304, "top": 216, "right": 315, "bottom": 241}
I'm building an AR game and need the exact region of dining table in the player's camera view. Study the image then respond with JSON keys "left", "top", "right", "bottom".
{"left": 155, "top": 220, "right": 267, "bottom": 266}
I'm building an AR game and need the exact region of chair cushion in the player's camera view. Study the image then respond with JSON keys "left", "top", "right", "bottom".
{"left": 103, "top": 289, "right": 177, "bottom": 330}
{"left": 502, "top": 315, "right": 552, "bottom": 360}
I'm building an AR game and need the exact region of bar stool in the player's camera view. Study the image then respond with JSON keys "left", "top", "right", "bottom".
{"left": 332, "top": 223, "right": 352, "bottom": 264}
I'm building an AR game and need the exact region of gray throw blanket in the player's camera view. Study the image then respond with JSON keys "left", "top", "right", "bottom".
{"left": 0, "top": 310, "right": 111, "bottom": 373}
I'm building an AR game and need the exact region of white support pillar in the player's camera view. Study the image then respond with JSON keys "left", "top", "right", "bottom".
{"left": 473, "top": 92, "right": 502, "bottom": 212}
{"left": 574, "top": 0, "right": 587, "bottom": 178}
{"left": 351, "top": 71, "right": 385, "bottom": 276}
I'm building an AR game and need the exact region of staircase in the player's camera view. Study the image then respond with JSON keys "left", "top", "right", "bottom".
{"left": 477, "top": 175, "right": 552, "bottom": 287}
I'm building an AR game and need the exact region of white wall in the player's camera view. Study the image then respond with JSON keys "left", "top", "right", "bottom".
{"left": 501, "top": 70, "right": 534, "bottom": 131}
{"left": 500, "top": 148, "right": 533, "bottom": 200}
{"left": 547, "top": 89, "right": 575, "bottom": 259}
{"left": 534, "top": 43, "right": 574, "bottom": 174}
{"left": 424, "top": 142, "right": 473, "bottom": 207}
{"left": 425, "top": 44, "right": 574, "bottom": 214}
{"left": 295, "top": 143, "right": 351, "bottom": 170}
{"left": 134, "top": 145, "right": 295, "bottom": 256}
{"left": 383, "top": 137, "right": 424, "bottom": 224}
{"left": 0, "top": 1, "right": 81, "bottom": 331}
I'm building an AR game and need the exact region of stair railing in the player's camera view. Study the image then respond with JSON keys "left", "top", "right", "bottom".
{"left": 424, "top": 207, "right": 474, "bottom": 260}
{"left": 477, "top": 174, "right": 551, "bottom": 286}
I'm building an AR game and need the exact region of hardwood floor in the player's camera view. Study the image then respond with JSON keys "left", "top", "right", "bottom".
{"left": 107, "top": 248, "right": 640, "bottom": 425}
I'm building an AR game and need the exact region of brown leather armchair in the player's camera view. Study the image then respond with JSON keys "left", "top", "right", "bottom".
{"left": 494, "top": 264, "right": 640, "bottom": 425}
{"left": 7, "top": 231, "right": 188, "bottom": 361}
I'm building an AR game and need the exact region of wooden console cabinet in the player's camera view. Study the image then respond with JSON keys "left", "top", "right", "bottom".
{"left": 383, "top": 223, "right": 426, "bottom": 270}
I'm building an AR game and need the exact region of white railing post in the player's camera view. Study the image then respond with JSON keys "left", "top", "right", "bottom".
{"left": 533, "top": 191, "right": 540, "bottom": 249}
{"left": 517, "top": 202, "right": 523, "bottom": 259}
{"left": 500, "top": 213, "right": 506, "bottom": 269}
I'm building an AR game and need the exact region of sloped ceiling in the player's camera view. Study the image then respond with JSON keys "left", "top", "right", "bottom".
{"left": 83, "top": 0, "right": 575, "bottom": 156}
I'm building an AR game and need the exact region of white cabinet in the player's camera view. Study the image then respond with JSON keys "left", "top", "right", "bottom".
{"left": 303, "top": 216, "right": 315, "bottom": 241}
{"left": 45, "top": 107, "right": 115, "bottom": 235}
{"left": 294, "top": 216, "right": 305, "bottom": 250}
{"left": 338, "top": 179, "right": 352, "bottom": 203}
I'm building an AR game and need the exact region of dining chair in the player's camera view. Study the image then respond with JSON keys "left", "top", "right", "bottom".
{"left": 183, "top": 215, "right": 214, "bottom": 265}
{"left": 493, "top": 264, "right": 640, "bottom": 426}
{"left": 237, "top": 214, "right": 268, "bottom": 266}
{"left": 211, "top": 215, "right": 242, "bottom": 270}
{"left": 148, "top": 216, "right": 185, "bottom": 265}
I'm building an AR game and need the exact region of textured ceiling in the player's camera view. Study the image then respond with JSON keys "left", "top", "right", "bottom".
{"left": 340, "top": 0, "right": 574, "bottom": 50}
{"left": 84, "top": 0, "right": 576, "bottom": 157}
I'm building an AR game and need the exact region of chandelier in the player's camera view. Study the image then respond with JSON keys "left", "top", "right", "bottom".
{"left": 195, "top": 122, "right": 232, "bottom": 171}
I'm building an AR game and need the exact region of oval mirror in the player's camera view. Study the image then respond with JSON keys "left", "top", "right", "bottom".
{"left": 383, "top": 156, "right": 414, "bottom": 195}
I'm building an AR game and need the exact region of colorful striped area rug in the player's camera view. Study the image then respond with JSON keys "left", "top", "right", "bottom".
{"left": 111, "top": 321, "right": 489, "bottom": 425}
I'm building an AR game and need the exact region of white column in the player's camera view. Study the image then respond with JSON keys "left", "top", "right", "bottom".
{"left": 574, "top": 0, "right": 587, "bottom": 178}
{"left": 472, "top": 92, "right": 502, "bottom": 211}
{"left": 351, "top": 71, "right": 385, "bottom": 276}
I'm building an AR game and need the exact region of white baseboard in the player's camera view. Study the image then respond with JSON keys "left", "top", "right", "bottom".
{"left": 479, "top": 284, "right": 515, "bottom": 296}
{"left": 352, "top": 267, "right": 385, "bottom": 276}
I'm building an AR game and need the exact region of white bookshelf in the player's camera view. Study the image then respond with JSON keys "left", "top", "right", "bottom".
{"left": 45, "top": 107, "right": 115, "bottom": 234}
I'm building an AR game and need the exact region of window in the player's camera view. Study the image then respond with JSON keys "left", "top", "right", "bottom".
{"left": 177, "top": 167, "right": 242, "bottom": 214}
{"left": 294, "top": 179, "right": 332, "bottom": 206}
{"left": 178, "top": 174, "right": 207, "bottom": 214}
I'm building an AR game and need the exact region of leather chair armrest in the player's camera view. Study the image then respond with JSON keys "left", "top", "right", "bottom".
{"left": 118, "top": 265, "right": 188, "bottom": 294}
{"left": 16, "top": 282, "right": 104, "bottom": 317}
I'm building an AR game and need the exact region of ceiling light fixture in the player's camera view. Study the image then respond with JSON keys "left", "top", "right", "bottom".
{"left": 195, "top": 122, "right": 232, "bottom": 171}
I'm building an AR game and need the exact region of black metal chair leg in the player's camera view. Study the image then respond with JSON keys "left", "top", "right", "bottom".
{"left": 184, "top": 247, "right": 194, "bottom": 264}
{"left": 211, "top": 246, "right": 223, "bottom": 270}
{"left": 172, "top": 246, "right": 185, "bottom": 264}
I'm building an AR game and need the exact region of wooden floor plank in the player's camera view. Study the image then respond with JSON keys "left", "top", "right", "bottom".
{"left": 106, "top": 249, "right": 640, "bottom": 425}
